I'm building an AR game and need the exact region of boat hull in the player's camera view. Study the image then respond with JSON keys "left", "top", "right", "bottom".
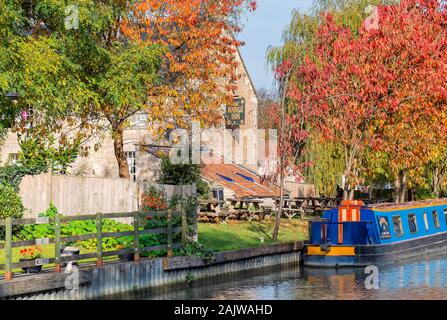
{"left": 304, "top": 231, "right": 447, "bottom": 267}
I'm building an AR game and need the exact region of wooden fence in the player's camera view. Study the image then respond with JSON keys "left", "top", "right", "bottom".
{"left": 0, "top": 210, "right": 187, "bottom": 281}
{"left": 19, "top": 174, "right": 139, "bottom": 217}
{"left": 18, "top": 174, "right": 199, "bottom": 219}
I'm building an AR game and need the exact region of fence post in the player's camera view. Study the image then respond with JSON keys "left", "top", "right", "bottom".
{"left": 167, "top": 209, "right": 173, "bottom": 257}
{"left": 54, "top": 214, "right": 62, "bottom": 273}
{"left": 5, "top": 217, "right": 13, "bottom": 281}
{"left": 133, "top": 212, "right": 140, "bottom": 263}
{"left": 96, "top": 212, "right": 103, "bottom": 267}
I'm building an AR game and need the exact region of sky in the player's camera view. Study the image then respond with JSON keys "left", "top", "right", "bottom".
{"left": 238, "top": 0, "right": 314, "bottom": 92}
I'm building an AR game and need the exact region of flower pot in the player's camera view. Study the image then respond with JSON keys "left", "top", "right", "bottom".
{"left": 20, "top": 259, "right": 43, "bottom": 274}
{"left": 61, "top": 246, "right": 80, "bottom": 267}
{"left": 119, "top": 253, "right": 134, "bottom": 262}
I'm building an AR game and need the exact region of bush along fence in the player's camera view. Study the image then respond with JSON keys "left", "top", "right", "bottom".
{"left": 0, "top": 209, "right": 191, "bottom": 281}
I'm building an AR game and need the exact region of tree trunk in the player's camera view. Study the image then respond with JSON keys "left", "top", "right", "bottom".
{"left": 113, "top": 124, "right": 130, "bottom": 179}
{"left": 394, "top": 170, "right": 407, "bottom": 203}
{"left": 272, "top": 172, "right": 284, "bottom": 241}
{"left": 343, "top": 187, "right": 349, "bottom": 200}
{"left": 349, "top": 188, "right": 355, "bottom": 200}
{"left": 433, "top": 166, "right": 441, "bottom": 197}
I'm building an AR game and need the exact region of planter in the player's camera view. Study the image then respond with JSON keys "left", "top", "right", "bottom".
{"left": 20, "top": 259, "right": 43, "bottom": 274}
{"left": 119, "top": 253, "right": 135, "bottom": 262}
{"left": 61, "top": 246, "right": 80, "bottom": 267}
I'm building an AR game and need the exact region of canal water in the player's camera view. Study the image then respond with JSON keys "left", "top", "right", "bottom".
{"left": 110, "top": 253, "right": 447, "bottom": 300}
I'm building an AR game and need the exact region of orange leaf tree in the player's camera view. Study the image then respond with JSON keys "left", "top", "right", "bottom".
{"left": 121, "top": 0, "right": 257, "bottom": 133}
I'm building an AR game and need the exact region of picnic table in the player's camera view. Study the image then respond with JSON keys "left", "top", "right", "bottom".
{"left": 227, "top": 197, "right": 265, "bottom": 221}
{"left": 197, "top": 199, "right": 227, "bottom": 223}
{"left": 274, "top": 197, "right": 341, "bottom": 220}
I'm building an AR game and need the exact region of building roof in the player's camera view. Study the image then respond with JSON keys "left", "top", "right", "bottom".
{"left": 372, "top": 198, "right": 447, "bottom": 212}
{"left": 200, "top": 154, "right": 282, "bottom": 198}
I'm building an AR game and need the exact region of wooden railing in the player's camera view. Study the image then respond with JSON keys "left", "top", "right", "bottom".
{"left": 0, "top": 210, "right": 188, "bottom": 281}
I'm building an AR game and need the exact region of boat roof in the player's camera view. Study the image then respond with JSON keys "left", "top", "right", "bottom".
{"left": 371, "top": 198, "right": 447, "bottom": 212}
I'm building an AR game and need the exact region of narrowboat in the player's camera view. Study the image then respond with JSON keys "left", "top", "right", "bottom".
{"left": 304, "top": 199, "right": 447, "bottom": 267}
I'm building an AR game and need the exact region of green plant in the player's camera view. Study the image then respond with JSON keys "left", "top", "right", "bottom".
{"left": 197, "top": 179, "right": 211, "bottom": 199}
{"left": 0, "top": 165, "right": 47, "bottom": 191}
{"left": 18, "top": 135, "right": 80, "bottom": 174}
{"left": 158, "top": 157, "right": 201, "bottom": 185}
{"left": 175, "top": 240, "right": 215, "bottom": 262}
{"left": 39, "top": 202, "right": 58, "bottom": 218}
{"left": 13, "top": 204, "right": 134, "bottom": 251}
{"left": 185, "top": 272, "right": 195, "bottom": 285}
{"left": 414, "top": 187, "right": 437, "bottom": 201}
{"left": 0, "top": 184, "right": 24, "bottom": 219}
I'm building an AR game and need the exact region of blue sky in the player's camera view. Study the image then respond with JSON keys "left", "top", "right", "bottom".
{"left": 238, "top": 0, "right": 313, "bottom": 92}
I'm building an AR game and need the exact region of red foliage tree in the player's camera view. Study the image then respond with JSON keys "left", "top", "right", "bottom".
{"left": 291, "top": 0, "right": 447, "bottom": 201}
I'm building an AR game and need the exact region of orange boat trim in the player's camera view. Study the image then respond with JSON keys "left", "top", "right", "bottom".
{"left": 306, "top": 246, "right": 356, "bottom": 256}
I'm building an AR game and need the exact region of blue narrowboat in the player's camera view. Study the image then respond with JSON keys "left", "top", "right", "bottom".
{"left": 304, "top": 199, "right": 447, "bottom": 267}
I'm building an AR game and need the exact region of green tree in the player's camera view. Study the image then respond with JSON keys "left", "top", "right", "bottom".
{"left": 0, "top": 0, "right": 163, "bottom": 178}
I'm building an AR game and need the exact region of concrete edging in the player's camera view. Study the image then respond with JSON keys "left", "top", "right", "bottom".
{"left": 0, "top": 241, "right": 304, "bottom": 300}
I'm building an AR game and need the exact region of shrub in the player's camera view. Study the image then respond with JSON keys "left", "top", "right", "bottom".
{"left": 140, "top": 187, "right": 168, "bottom": 211}
{"left": 158, "top": 157, "right": 201, "bottom": 185}
{"left": 0, "top": 165, "right": 47, "bottom": 191}
{"left": 197, "top": 179, "right": 211, "bottom": 199}
{"left": 0, "top": 184, "right": 24, "bottom": 219}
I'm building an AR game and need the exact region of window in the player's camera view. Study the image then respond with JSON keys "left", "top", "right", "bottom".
{"left": 433, "top": 210, "right": 440, "bottom": 229}
{"left": 408, "top": 214, "right": 418, "bottom": 234}
{"left": 392, "top": 216, "right": 403, "bottom": 237}
{"left": 125, "top": 151, "right": 137, "bottom": 182}
{"left": 444, "top": 208, "right": 447, "bottom": 226}
{"left": 423, "top": 212, "right": 429, "bottom": 231}
{"left": 378, "top": 216, "right": 391, "bottom": 239}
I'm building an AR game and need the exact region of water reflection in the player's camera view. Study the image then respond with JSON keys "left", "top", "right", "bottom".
{"left": 110, "top": 253, "right": 447, "bottom": 300}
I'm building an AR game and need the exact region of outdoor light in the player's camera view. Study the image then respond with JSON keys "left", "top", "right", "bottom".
{"left": 5, "top": 92, "right": 19, "bottom": 104}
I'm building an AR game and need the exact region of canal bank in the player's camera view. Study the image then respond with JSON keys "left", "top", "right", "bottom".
{"left": 115, "top": 251, "right": 447, "bottom": 300}
{"left": 0, "top": 241, "right": 303, "bottom": 300}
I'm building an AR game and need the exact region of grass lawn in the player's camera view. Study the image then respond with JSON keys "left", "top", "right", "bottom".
{"left": 198, "top": 218, "right": 308, "bottom": 252}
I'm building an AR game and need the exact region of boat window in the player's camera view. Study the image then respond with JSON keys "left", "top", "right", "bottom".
{"left": 378, "top": 216, "right": 391, "bottom": 239}
{"left": 408, "top": 214, "right": 418, "bottom": 234}
{"left": 392, "top": 215, "right": 403, "bottom": 237}
{"left": 433, "top": 210, "right": 441, "bottom": 229}
{"left": 423, "top": 212, "right": 429, "bottom": 231}
{"left": 444, "top": 208, "right": 447, "bottom": 226}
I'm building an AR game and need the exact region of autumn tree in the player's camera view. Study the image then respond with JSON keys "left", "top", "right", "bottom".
{"left": 366, "top": 0, "right": 447, "bottom": 202}
{"left": 121, "top": 0, "right": 257, "bottom": 134}
{"left": 266, "top": 60, "right": 314, "bottom": 240}
{"left": 267, "top": 0, "right": 384, "bottom": 198}
{"left": 290, "top": 0, "right": 447, "bottom": 201}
